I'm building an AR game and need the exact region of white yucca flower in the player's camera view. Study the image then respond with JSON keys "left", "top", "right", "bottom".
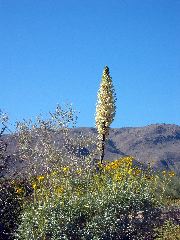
{"left": 95, "top": 66, "right": 116, "bottom": 162}
{"left": 95, "top": 66, "right": 116, "bottom": 136}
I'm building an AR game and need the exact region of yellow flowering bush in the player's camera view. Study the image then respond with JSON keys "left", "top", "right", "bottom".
{"left": 15, "top": 157, "right": 168, "bottom": 240}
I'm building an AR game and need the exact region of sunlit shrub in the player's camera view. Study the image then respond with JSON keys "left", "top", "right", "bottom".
{"left": 162, "top": 175, "right": 180, "bottom": 200}
{"left": 1, "top": 105, "right": 99, "bottom": 239}
{"left": 154, "top": 220, "right": 180, "bottom": 240}
{"left": 14, "top": 105, "right": 98, "bottom": 181}
{"left": 15, "top": 157, "right": 163, "bottom": 240}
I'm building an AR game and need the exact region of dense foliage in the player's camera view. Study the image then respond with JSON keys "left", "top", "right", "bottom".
{"left": 14, "top": 157, "right": 163, "bottom": 240}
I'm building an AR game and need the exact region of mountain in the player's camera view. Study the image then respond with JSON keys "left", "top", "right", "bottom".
{"left": 109, "top": 124, "right": 180, "bottom": 174}
{"left": 0, "top": 124, "right": 180, "bottom": 178}
{"left": 71, "top": 124, "right": 180, "bottom": 174}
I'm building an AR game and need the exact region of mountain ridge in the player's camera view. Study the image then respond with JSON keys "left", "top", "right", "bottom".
{"left": 0, "top": 123, "right": 180, "bottom": 178}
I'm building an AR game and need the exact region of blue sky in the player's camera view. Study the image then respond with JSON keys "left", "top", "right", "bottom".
{"left": 0, "top": 0, "right": 180, "bottom": 128}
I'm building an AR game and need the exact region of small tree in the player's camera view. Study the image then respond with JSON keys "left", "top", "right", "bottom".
{"left": 95, "top": 66, "right": 116, "bottom": 163}
{"left": 15, "top": 104, "right": 98, "bottom": 178}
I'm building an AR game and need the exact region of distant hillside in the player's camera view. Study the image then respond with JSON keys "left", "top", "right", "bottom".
{"left": 1, "top": 124, "right": 180, "bottom": 178}
{"left": 72, "top": 124, "right": 180, "bottom": 174}
{"left": 109, "top": 124, "right": 180, "bottom": 174}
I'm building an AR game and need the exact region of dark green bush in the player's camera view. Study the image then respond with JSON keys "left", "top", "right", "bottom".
{"left": 0, "top": 180, "right": 23, "bottom": 240}
{"left": 163, "top": 175, "right": 180, "bottom": 200}
{"left": 154, "top": 220, "right": 180, "bottom": 240}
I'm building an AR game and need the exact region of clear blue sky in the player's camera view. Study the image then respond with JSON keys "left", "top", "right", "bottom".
{"left": 0, "top": 0, "right": 180, "bottom": 128}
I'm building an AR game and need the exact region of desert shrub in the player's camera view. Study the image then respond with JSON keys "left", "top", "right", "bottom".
{"left": 154, "top": 220, "right": 180, "bottom": 240}
{"left": 0, "top": 112, "right": 22, "bottom": 240}
{"left": 153, "top": 170, "right": 180, "bottom": 207}
{"left": 0, "top": 176, "right": 34, "bottom": 240}
{"left": 15, "top": 157, "right": 163, "bottom": 240}
{"left": 1, "top": 105, "right": 98, "bottom": 239}
{"left": 163, "top": 175, "right": 180, "bottom": 200}
{"left": 0, "top": 180, "right": 23, "bottom": 240}
{"left": 15, "top": 105, "right": 98, "bottom": 179}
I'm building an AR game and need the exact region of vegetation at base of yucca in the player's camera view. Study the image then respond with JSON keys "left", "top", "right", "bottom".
{"left": 0, "top": 105, "right": 98, "bottom": 240}
{"left": 154, "top": 220, "right": 180, "bottom": 240}
{"left": 15, "top": 156, "right": 166, "bottom": 240}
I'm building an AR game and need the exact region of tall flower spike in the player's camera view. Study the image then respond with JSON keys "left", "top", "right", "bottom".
{"left": 95, "top": 66, "right": 116, "bottom": 163}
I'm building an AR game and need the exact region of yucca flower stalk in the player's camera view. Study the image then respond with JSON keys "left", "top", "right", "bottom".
{"left": 95, "top": 66, "right": 116, "bottom": 163}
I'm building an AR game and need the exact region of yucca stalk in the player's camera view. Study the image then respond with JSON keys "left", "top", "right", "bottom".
{"left": 95, "top": 66, "right": 116, "bottom": 163}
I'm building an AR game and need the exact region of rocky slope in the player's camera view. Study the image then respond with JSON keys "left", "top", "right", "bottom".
{"left": 72, "top": 123, "right": 180, "bottom": 174}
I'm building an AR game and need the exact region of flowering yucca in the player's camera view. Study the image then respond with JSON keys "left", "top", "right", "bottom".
{"left": 95, "top": 66, "right": 116, "bottom": 163}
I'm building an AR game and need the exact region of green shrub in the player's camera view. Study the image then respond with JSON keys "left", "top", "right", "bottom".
{"left": 0, "top": 180, "right": 22, "bottom": 240}
{"left": 15, "top": 157, "right": 163, "bottom": 240}
{"left": 163, "top": 175, "right": 180, "bottom": 200}
{"left": 154, "top": 220, "right": 180, "bottom": 240}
